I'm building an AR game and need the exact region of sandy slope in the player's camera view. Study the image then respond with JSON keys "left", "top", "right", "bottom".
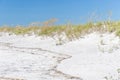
{"left": 57, "top": 33, "right": 120, "bottom": 80}
{"left": 0, "top": 42, "right": 81, "bottom": 80}
{"left": 0, "top": 32, "right": 120, "bottom": 80}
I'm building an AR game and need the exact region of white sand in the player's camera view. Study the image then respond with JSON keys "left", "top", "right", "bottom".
{"left": 0, "top": 32, "right": 120, "bottom": 80}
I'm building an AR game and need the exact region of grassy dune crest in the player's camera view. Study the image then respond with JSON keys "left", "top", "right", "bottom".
{"left": 0, "top": 21, "right": 120, "bottom": 40}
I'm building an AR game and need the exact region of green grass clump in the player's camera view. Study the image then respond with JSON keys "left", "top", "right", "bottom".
{"left": 38, "top": 26, "right": 59, "bottom": 36}
{"left": 106, "top": 21, "right": 120, "bottom": 36}
{"left": 12, "top": 27, "right": 28, "bottom": 35}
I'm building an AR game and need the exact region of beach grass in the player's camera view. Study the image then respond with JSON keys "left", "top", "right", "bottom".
{"left": 0, "top": 21, "right": 120, "bottom": 40}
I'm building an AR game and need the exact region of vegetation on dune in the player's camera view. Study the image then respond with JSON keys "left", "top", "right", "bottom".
{"left": 0, "top": 19, "right": 120, "bottom": 41}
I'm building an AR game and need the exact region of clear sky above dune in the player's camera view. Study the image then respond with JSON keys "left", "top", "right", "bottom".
{"left": 0, "top": 0, "right": 120, "bottom": 25}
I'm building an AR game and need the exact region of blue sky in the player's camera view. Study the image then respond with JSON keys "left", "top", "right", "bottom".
{"left": 0, "top": 0, "right": 120, "bottom": 25}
